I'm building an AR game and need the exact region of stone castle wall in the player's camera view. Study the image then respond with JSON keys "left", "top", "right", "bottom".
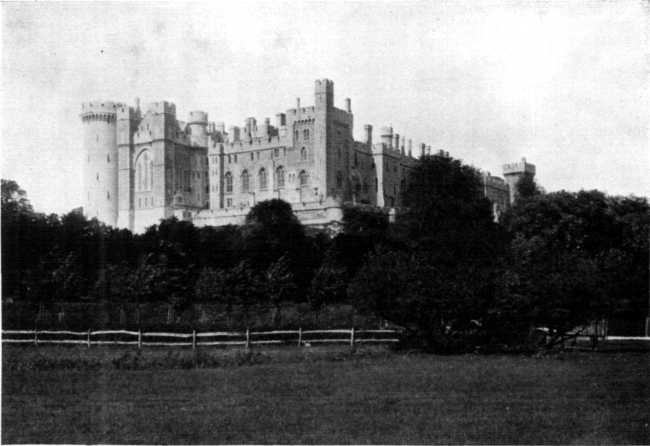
{"left": 82, "top": 79, "right": 527, "bottom": 233}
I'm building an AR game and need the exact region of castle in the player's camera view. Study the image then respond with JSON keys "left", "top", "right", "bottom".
{"left": 81, "top": 79, "right": 535, "bottom": 233}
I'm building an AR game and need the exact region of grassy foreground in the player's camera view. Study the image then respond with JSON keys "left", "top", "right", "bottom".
{"left": 2, "top": 346, "right": 648, "bottom": 444}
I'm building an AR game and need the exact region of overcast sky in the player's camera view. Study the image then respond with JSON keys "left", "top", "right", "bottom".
{"left": 2, "top": 1, "right": 648, "bottom": 214}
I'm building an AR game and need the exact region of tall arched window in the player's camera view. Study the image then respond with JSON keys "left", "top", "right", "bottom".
{"left": 241, "top": 170, "right": 250, "bottom": 193}
{"left": 136, "top": 150, "right": 153, "bottom": 192}
{"left": 299, "top": 170, "right": 309, "bottom": 187}
{"left": 303, "top": 129, "right": 310, "bottom": 141}
{"left": 276, "top": 166, "right": 285, "bottom": 188}
{"left": 225, "top": 172, "right": 233, "bottom": 193}
{"left": 258, "top": 168, "right": 267, "bottom": 189}
{"left": 300, "top": 147, "right": 307, "bottom": 161}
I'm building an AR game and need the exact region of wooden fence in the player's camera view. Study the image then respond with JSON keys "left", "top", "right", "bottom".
{"left": 1, "top": 328, "right": 400, "bottom": 349}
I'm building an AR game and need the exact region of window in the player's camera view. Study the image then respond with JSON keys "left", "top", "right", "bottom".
{"left": 375, "top": 178, "right": 378, "bottom": 192}
{"left": 355, "top": 182, "right": 361, "bottom": 194}
{"left": 241, "top": 170, "right": 249, "bottom": 193}
{"left": 107, "top": 191, "right": 110, "bottom": 200}
{"left": 258, "top": 168, "right": 267, "bottom": 189}
{"left": 301, "top": 147, "right": 307, "bottom": 161}
{"left": 250, "top": 152, "right": 254, "bottom": 161}
{"left": 294, "top": 130, "right": 299, "bottom": 141}
{"left": 274, "top": 148, "right": 279, "bottom": 157}
{"left": 303, "top": 129, "right": 310, "bottom": 141}
{"left": 354, "top": 152, "right": 358, "bottom": 167}
{"left": 107, "top": 154, "right": 110, "bottom": 163}
{"left": 226, "top": 198, "right": 232, "bottom": 207}
{"left": 336, "top": 171, "right": 343, "bottom": 188}
{"left": 363, "top": 182, "right": 369, "bottom": 193}
{"left": 225, "top": 172, "right": 233, "bottom": 193}
{"left": 276, "top": 166, "right": 285, "bottom": 188}
{"left": 136, "top": 150, "right": 153, "bottom": 192}
{"left": 228, "top": 155, "right": 231, "bottom": 163}
{"left": 299, "top": 170, "right": 308, "bottom": 187}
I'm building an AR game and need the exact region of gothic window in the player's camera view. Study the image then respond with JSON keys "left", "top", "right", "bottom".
{"left": 336, "top": 171, "right": 343, "bottom": 188}
{"left": 301, "top": 147, "right": 307, "bottom": 161}
{"left": 135, "top": 150, "right": 153, "bottom": 192}
{"left": 276, "top": 166, "right": 285, "bottom": 188}
{"left": 258, "top": 168, "right": 267, "bottom": 189}
{"left": 299, "top": 170, "right": 309, "bottom": 187}
{"left": 303, "top": 129, "right": 310, "bottom": 141}
{"left": 225, "top": 172, "right": 233, "bottom": 193}
{"left": 241, "top": 170, "right": 250, "bottom": 193}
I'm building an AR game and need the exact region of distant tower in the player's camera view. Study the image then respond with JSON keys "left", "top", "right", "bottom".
{"left": 80, "top": 101, "right": 123, "bottom": 226}
{"left": 503, "top": 157, "right": 536, "bottom": 204}
{"left": 188, "top": 111, "right": 208, "bottom": 147}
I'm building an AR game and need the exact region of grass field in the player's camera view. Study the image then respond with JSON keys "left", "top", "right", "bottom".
{"left": 2, "top": 346, "right": 648, "bottom": 444}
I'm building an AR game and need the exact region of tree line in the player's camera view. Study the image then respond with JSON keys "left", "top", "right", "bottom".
{"left": 2, "top": 155, "right": 647, "bottom": 352}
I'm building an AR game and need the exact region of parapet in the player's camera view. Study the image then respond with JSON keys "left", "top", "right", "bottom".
{"left": 503, "top": 157, "right": 536, "bottom": 176}
{"left": 146, "top": 101, "right": 176, "bottom": 116}
{"left": 80, "top": 101, "right": 124, "bottom": 121}
{"left": 188, "top": 111, "right": 208, "bottom": 124}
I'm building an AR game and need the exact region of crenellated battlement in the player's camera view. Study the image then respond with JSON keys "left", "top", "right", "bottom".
{"left": 188, "top": 111, "right": 208, "bottom": 124}
{"left": 146, "top": 101, "right": 176, "bottom": 116}
{"left": 503, "top": 157, "right": 536, "bottom": 176}
{"left": 81, "top": 101, "right": 124, "bottom": 122}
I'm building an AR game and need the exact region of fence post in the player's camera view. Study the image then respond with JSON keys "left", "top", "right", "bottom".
{"left": 192, "top": 330, "right": 196, "bottom": 350}
{"left": 298, "top": 327, "right": 302, "bottom": 347}
{"left": 87, "top": 329, "right": 91, "bottom": 348}
{"left": 245, "top": 328, "right": 250, "bottom": 349}
{"left": 138, "top": 329, "right": 142, "bottom": 349}
{"left": 350, "top": 327, "right": 355, "bottom": 347}
{"left": 34, "top": 330, "right": 38, "bottom": 346}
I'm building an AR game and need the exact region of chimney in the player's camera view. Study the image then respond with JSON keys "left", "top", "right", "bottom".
{"left": 364, "top": 124, "right": 373, "bottom": 146}
{"left": 394, "top": 134, "right": 400, "bottom": 152}
{"left": 408, "top": 139, "right": 413, "bottom": 157}
{"left": 275, "top": 113, "right": 286, "bottom": 128}
{"left": 345, "top": 98, "right": 351, "bottom": 113}
{"left": 420, "top": 143, "right": 426, "bottom": 158}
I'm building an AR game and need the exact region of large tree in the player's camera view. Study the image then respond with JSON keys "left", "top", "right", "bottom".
{"left": 349, "top": 155, "right": 509, "bottom": 351}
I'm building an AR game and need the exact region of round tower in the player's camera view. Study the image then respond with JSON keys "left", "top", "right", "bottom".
{"left": 188, "top": 111, "right": 208, "bottom": 147}
{"left": 80, "top": 101, "right": 123, "bottom": 226}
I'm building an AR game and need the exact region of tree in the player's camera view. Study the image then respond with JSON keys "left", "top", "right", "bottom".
{"left": 1, "top": 179, "right": 33, "bottom": 214}
{"left": 264, "top": 255, "right": 297, "bottom": 325}
{"left": 513, "top": 173, "right": 542, "bottom": 202}
{"left": 349, "top": 155, "right": 508, "bottom": 351}
{"left": 503, "top": 190, "right": 649, "bottom": 337}
{"left": 242, "top": 199, "right": 306, "bottom": 267}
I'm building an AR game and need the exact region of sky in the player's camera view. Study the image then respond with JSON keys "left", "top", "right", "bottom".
{"left": 1, "top": 1, "right": 648, "bottom": 214}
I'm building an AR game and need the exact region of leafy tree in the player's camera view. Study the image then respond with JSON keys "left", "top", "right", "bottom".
{"left": 349, "top": 155, "right": 508, "bottom": 351}
{"left": 264, "top": 255, "right": 297, "bottom": 325}
{"left": 513, "top": 173, "right": 542, "bottom": 202}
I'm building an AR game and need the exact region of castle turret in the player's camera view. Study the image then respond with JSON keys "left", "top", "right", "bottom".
{"left": 81, "top": 101, "right": 123, "bottom": 226}
{"left": 503, "top": 157, "right": 536, "bottom": 204}
{"left": 188, "top": 111, "right": 208, "bottom": 147}
{"left": 380, "top": 126, "right": 393, "bottom": 148}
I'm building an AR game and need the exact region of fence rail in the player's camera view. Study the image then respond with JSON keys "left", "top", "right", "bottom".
{"left": 2, "top": 328, "right": 401, "bottom": 349}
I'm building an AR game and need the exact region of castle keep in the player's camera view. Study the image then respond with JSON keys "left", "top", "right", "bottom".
{"left": 81, "top": 79, "right": 534, "bottom": 233}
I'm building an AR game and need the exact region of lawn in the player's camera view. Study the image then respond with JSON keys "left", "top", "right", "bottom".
{"left": 2, "top": 346, "right": 648, "bottom": 444}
